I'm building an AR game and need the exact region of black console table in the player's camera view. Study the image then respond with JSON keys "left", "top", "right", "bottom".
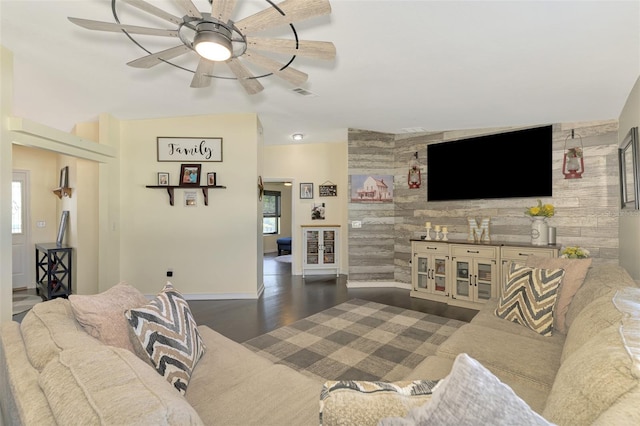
{"left": 35, "top": 243, "right": 73, "bottom": 300}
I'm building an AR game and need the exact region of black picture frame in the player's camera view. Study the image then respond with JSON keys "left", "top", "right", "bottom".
{"left": 179, "top": 164, "right": 202, "bottom": 186}
{"left": 59, "top": 166, "right": 69, "bottom": 188}
{"left": 207, "top": 172, "right": 217, "bottom": 186}
{"left": 56, "top": 211, "right": 69, "bottom": 246}
{"left": 300, "top": 183, "right": 314, "bottom": 199}
{"left": 319, "top": 184, "right": 337, "bottom": 197}
{"left": 619, "top": 127, "right": 640, "bottom": 210}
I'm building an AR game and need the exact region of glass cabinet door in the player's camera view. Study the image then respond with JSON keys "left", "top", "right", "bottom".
{"left": 306, "top": 230, "right": 319, "bottom": 265}
{"left": 476, "top": 261, "right": 493, "bottom": 301}
{"left": 454, "top": 260, "right": 471, "bottom": 299}
{"left": 415, "top": 256, "right": 429, "bottom": 290}
{"left": 433, "top": 257, "right": 447, "bottom": 295}
{"left": 322, "top": 230, "right": 335, "bottom": 265}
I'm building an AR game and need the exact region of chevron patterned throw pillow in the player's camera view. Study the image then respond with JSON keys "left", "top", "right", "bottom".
{"left": 125, "top": 283, "right": 206, "bottom": 394}
{"left": 495, "top": 263, "right": 565, "bottom": 337}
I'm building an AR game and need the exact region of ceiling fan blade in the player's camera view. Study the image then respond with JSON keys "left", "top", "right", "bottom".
{"left": 242, "top": 51, "right": 308, "bottom": 86}
{"left": 172, "top": 0, "right": 202, "bottom": 19}
{"left": 190, "top": 58, "right": 215, "bottom": 88}
{"left": 226, "top": 58, "right": 264, "bottom": 95}
{"left": 246, "top": 38, "right": 336, "bottom": 60}
{"left": 235, "top": 0, "right": 331, "bottom": 35}
{"left": 211, "top": 0, "right": 238, "bottom": 24}
{"left": 68, "top": 17, "right": 178, "bottom": 37}
{"left": 122, "top": 0, "right": 183, "bottom": 26}
{"left": 127, "top": 45, "right": 191, "bottom": 68}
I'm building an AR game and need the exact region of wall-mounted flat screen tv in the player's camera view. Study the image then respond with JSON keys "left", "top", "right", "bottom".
{"left": 427, "top": 125, "right": 553, "bottom": 201}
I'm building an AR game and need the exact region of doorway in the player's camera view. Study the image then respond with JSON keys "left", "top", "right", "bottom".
{"left": 12, "top": 170, "right": 31, "bottom": 290}
{"left": 262, "top": 180, "right": 294, "bottom": 277}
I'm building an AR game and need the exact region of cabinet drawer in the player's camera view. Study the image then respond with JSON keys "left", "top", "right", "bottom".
{"left": 450, "top": 244, "right": 498, "bottom": 258}
{"left": 412, "top": 241, "right": 449, "bottom": 255}
{"left": 501, "top": 246, "right": 557, "bottom": 261}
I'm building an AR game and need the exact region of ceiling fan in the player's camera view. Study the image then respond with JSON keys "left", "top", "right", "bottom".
{"left": 68, "top": 0, "right": 336, "bottom": 94}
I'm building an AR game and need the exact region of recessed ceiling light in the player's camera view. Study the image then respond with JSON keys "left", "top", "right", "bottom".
{"left": 292, "top": 133, "right": 304, "bottom": 141}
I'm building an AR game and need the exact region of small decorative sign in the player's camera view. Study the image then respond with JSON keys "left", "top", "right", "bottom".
{"left": 319, "top": 184, "right": 337, "bottom": 197}
{"left": 157, "top": 137, "right": 222, "bottom": 162}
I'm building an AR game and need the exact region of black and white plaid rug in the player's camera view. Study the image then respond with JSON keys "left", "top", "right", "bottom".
{"left": 242, "top": 299, "right": 466, "bottom": 381}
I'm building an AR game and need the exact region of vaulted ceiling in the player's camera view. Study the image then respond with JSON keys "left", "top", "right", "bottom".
{"left": 1, "top": 1, "right": 638, "bottom": 145}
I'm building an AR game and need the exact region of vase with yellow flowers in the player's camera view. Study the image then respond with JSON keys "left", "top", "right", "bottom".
{"left": 525, "top": 200, "right": 555, "bottom": 245}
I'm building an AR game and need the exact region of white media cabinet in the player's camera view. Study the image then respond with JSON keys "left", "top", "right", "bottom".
{"left": 411, "top": 239, "right": 559, "bottom": 309}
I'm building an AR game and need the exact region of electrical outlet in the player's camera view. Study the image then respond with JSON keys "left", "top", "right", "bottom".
{"left": 352, "top": 220, "right": 362, "bottom": 228}
{"left": 36, "top": 221, "right": 46, "bottom": 228}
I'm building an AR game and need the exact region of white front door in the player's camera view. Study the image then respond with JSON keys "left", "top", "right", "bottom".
{"left": 12, "top": 170, "right": 31, "bottom": 289}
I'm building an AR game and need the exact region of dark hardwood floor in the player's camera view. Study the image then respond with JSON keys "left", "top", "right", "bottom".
{"left": 188, "top": 253, "right": 478, "bottom": 344}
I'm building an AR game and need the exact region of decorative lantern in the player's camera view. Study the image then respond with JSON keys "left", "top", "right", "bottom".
{"left": 408, "top": 152, "right": 421, "bottom": 188}
{"left": 563, "top": 130, "right": 584, "bottom": 179}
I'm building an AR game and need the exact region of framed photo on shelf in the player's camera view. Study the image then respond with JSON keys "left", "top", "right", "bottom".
{"left": 207, "top": 172, "right": 217, "bottom": 186}
{"left": 300, "top": 183, "right": 314, "bottom": 199}
{"left": 179, "top": 164, "right": 201, "bottom": 186}
{"left": 158, "top": 172, "right": 169, "bottom": 186}
{"left": 59, "top": 166, "right": 69, "bottom": 188}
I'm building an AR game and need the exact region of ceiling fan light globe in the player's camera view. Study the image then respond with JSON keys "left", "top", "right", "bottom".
{"left": 194, "top": 30, "right": 232, "bottom": 61}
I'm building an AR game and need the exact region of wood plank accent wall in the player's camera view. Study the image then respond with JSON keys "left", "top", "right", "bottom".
{"left": 348, "top": 120, "right": 620, "bottom": 283}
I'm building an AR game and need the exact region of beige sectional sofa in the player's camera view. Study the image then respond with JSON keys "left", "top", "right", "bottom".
{"left": 1, "top": 262, "right": 640, "bottom": 425}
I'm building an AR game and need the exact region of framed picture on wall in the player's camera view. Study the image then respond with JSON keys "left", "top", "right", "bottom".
{"left": 59, "top": 166, "right": 69, "bottom": 188}
{"left": 179, "top": 164, "right": 201, "bottom": 186}
{"left": 300, "top": 183, "right": 313, "bottom": 199}
{"left": 619, "top": 127, "right": 640, "bottom": 210}
{"left": 56, "top": 211, "right": 69, "bottom": 246}
{"left": 207, "top": 172, "right": 217, "bottom": 186}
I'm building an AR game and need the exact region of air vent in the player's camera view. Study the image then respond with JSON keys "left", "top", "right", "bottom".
{"left": 292, "top": 87, "right": 318, "bottom": 97}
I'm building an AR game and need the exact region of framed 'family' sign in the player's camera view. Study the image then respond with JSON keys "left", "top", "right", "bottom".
{"left": 157, "top": 137, "right": 223, "bottom": 162}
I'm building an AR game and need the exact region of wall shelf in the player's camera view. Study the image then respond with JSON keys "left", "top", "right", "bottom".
{"left": 145, "top": 185, "right": 226, "bottom": 206}
{"left": 52, "top": 187, "right": 72, "bottom": 199}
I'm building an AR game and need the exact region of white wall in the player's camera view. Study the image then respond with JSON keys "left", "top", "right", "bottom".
{"left": 618, "top": 75, "right": 640, "bottom": 279}
{"left": 119, "top": 114, "right": 263, "bottom": 298}
{"left": 263, "top": 142, "right": 348, "bottom": 275}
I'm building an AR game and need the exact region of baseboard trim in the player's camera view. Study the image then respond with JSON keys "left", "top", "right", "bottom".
{"left": 346, "top": 280, "right": 412, "bottom": 290}
{"left": 179, "top": 291, "right": 262, "bottom": 301}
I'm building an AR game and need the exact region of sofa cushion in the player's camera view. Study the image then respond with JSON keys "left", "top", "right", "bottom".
{"left": 187, "top": 326, "right": 323, "bottom": 426}
{"left": 38, "top": 346, "right": 204, "bottom": 425}
{"left": 564, "top": 263, "right": 637, "bottom": 330}
{"left": 471, "top": 298, "right": 565, "bottom": 347}
{"left": 20, "top": 298, "right": 101, "bottom": 371}
{"left": 437, "top": 323, "right": 562, "bottom": 391}
{"left": 125, "top": 283, "right": 206, "bottom": 395}
{"left": 561, "top": 291, "right": 624, "bottom": 363}
{"left": 0, "top": 321, "right": 55, "bottom": 426}
{"left": 525, "top": 255, "right": 592, "bottom": 333}
{"left": 69, "top": 282, "right": 148, "bottom": 353}
{"left": 379, "top": 353, "right": 551, "bottom": 426}
{"left": 320, "top": 380, "right": 438, "bottom": 426}
{"left": 543, "top": 323, "right": 640, "bottom": 424}
{"left": 495, "top": 263, "right": 565, "bottom": 336}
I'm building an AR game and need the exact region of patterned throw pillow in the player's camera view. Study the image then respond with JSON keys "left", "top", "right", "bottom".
{"left": 125, "top": 283, "right": 206, "bottom": 394}
{"left": 494, "top": 263, "right": 565, "bottom": 336}
{"left": 319, "top": 380, "right": 438, "bottom": 426}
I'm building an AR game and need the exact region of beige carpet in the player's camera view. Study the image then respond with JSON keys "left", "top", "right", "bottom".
{"left": 243, "top": 299, "right": 465, "bottom": 382}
